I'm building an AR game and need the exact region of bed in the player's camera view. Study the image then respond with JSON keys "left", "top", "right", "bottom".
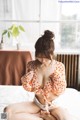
{"left": 0, "top": 85, "right": 80, "bottom": 119}
{"left": 0, "top": 52, "right": 80, "bottom": 119}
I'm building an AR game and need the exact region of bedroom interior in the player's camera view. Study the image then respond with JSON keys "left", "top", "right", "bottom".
{"left": 0, "top": 0, "right": 80, "bottom": 120}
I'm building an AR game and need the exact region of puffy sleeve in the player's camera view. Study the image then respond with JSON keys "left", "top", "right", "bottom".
{"left": 21, "top": 61, "right": 37, "bottom": 92}
{"left": 50, "top": 62, "right": 67, "bottom": 96}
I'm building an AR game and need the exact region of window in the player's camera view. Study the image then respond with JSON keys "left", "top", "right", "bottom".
{"left": 0, "top": 0, "right": 80, "bottom": 52}
{"left": 60, "top": 2, "right": 80, "bottom": 50}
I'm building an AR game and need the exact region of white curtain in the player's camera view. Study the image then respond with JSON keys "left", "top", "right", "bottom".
{"left": 11, "top": 0, "right": 40, "bottom": 51}
{"left": 0, "top": 0, "right": 60, "bottom": 51}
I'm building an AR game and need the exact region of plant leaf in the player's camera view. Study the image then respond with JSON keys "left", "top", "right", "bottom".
{"left": 19, "top": 25, "right": 25, "bottom": 32}
{"left": 8, "top": 32, "right": 10, "bottom": 38}
{"left": 2, "top": 30, "right": 7, "bottom": 36}
{"left": 9, "top": 31, "right": 12, "bottom": 35}
{"left": 12, "top": 27, "right": 20, "bottom": 38}
{"left": 9, "top": 24, "right": 17, "bottom": 31}
{"left": 9, "top": 25, "right": 14, "bottom": 30}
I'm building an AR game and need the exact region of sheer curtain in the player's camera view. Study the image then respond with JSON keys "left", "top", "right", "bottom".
{"left": 11, "top": 0, "right": 40, "bottom": 50}
{"left": 0, "top": 0, "right": 60, "bottom": 51}
{"left": 0, "top": 0, "right": 12, "bottom": 45}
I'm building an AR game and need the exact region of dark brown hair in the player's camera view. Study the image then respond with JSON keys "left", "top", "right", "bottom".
{"left": 35, "top": 30, "right": 55, "bottom": 60}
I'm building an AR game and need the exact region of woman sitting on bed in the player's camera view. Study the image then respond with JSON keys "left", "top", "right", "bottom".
{"left": 5, "top": 30, "right": 76, "bottom": 120}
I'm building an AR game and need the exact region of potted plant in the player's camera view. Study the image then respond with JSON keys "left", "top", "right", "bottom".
{"left": 0, "top": 24, "right": 25, "bottom": 50}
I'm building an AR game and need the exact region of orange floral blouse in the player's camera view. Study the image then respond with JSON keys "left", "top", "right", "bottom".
{"left": 21, "top": 60, "right": 67, "bottom": 100}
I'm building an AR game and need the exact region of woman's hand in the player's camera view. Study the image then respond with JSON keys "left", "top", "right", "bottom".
{"left": 39, "top": 110, "right": 50, "bottom": 119}
{"left": 40, "top": 110, "right": 50, "bottom": 115}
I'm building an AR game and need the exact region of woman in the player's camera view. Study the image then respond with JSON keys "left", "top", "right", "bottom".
{"left": 5, "top": 30, "right": 73, "bottom": 120}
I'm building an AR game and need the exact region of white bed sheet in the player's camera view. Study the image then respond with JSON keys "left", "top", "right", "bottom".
{"left": 0, "top": 85, "right": 80, "bottom": 119}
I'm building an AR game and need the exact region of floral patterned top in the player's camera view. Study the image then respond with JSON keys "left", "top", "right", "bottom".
{"left": 21, "top": 59, "right": 67, "bottom": 101}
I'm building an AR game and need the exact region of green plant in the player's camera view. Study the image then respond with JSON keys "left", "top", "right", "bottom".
{"left": 1, "top": 24, "right": 25, "bottom": 43}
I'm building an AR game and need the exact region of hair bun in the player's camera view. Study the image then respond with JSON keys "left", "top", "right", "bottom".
{"left": 43, "top": 30, "right": 54, "bottom": 39}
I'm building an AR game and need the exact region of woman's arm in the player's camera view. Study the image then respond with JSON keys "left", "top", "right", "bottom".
{"left": 50, "top": 62, "right": 67, "bottom": 96}
{"left": 21, "top": 70, "right": 35, "bottom": 91}
{"left": 21, "top": 61, "right": 37, "bottom": 92}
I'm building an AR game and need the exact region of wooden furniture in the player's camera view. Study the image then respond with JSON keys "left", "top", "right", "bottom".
{"left": 0, "top": 51, "right": 32, "bottom": 85}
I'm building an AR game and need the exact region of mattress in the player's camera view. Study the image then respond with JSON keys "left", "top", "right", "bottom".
{"left": 0, "top": 85, "right": 80, "bottom": 119}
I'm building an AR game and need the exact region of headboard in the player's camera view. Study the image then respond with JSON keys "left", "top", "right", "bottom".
{"left": 0, "top": 51, "right": 32, "bottom": 85}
